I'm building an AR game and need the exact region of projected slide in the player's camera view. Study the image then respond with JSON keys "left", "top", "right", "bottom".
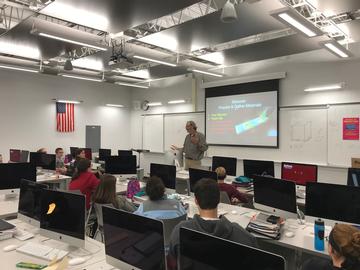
{"left": 206, "top": 91, "right": 278, "bottom": 147}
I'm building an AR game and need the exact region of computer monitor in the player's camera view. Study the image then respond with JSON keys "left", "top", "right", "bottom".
{"left": 118, "top": 150, "right": 133, "bottom": 156}
{"left": 212, "top": 156, "right": 237, "bottom": 176}
{"left": 18, "top": 179, "right": 48, "bottom": 227}
{"left": 281, "top": 162, "right": 317, "bottom": 186}
{"left": 103, "top": 207, "right": 166, "bottom": 270}
{"left": 243, "top": 159, "right": 274, "bottom": 179}
{"left": 99, "top": 148, "right": 111, "bottom": 161}
{"left": 189, "top": 168, "right": 217, "bottom": 192}
{"left": 180, "top": 228, "right": 285, "bottom": 270}
{"left": 40, "top": 189, "right": 85, "bottom": 248}
{"left": 105, "top": 156, "right": 137, "bottom": 174}
{"left": 305, "top": 182, "right": 360, "bottom": 226}
{"left": 84, "top": 148, "right": 92, "bottom": 160}
{"left": 9, "top": 149, "right": 21, "bottom": 162}
{"left": 150, "top": 163, "right": 176, "bottom": 189}
{"left": 0, "top": 163, "right": 36, "bottom": 197}
{"left": 29, "top": 152, "right": 56, "bottom": 170}
{"left": 70, "top": 147, "right": 79, "bottom": 158}
{"left": 253, "top": 175, "right": 297, "bottom": 219}
{"left": 20, "top": 150, "right": 29, "bottom": 163}
{"left": 347, "top": 168, "right": 360, "bottom": 187}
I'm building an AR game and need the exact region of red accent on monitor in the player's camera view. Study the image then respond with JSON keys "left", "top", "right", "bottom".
{"left": 84, "top": 149, "right": 92, "bottom": 160}
{"left": 281, "top": 162, "right": 317, "bottom": 186}
{"left": 10, "top": 149, "right": 21, "bottom": 162}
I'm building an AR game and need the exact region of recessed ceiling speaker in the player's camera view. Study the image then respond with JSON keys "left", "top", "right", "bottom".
{"left": 64, "top": 59, "right": 73, "bottom": 71}
{"left": 221, "top": 0, "right": 238, "bottom": 23}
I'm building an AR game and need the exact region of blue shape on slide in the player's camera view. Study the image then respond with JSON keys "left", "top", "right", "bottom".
{"left": 267, "top": 129, "right": 277, "bottom": 137}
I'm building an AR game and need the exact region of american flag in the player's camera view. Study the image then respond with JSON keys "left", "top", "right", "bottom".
{"left": 56, "top": 102, "right": 75, "bottom": 132}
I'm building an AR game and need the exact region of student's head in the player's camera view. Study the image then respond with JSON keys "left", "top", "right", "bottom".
{"left": 75, "top": 148, "right": 86, "bottom": 159}
{"left": 93, "top": 174, "right": 117, "bottom": 206}
{"left": 215, "top": 167, "right": 226, "bottom": 181}
{"left": 145, "top": 176, "right": 165, "bottom": 201}
{"left": 72, "top": 158, "right": 91, "bottom": 180}
{"left": 55, "top": 148, "right": 64, "bottom": 158}
{"left": 328, "top": 224, "right": 360, "bottom": 269}
{"left": 186, "top": 121, "right": 197, "bottom": 135}
{"left": 194, "top": 178, "right": 220, "bottom": 210}
{"left": 37, "top": 148, "right": 47, "bottom": 154}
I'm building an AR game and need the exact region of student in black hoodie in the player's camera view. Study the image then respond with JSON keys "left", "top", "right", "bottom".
{"left": 168, "top": 178, "right": 257, "bottom": 267}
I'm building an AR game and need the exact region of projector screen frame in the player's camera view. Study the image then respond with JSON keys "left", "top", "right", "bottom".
{"left": 205, "top": 79, "right": 280, "bottom": 148}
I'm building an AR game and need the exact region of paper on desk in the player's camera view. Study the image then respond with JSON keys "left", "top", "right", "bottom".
{"left": 44, "top": 257, "right": 69, "bottom": 270}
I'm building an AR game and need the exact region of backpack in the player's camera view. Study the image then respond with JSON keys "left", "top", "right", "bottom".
{"left": 126, "top": 179, "right": 140, "bottom": 199}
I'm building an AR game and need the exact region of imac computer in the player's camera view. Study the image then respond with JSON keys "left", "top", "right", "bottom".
{"left": 305, "top": 182, "right": 360, "bottom": 226}
{"left": 118, "top": 150, "right": 133, "bottom": 156}
{"left": 150, "top": 163, "right": 176, "bottom": 189}
{"left": 0, "top": 163, "right": 36, "bottom": 199}
{"left": 347, "top": 168, "right": 360, "bottom": 187}
{"left": 9, "top": 149, "right": 21, "bottom": 162}
{"left": 40, "top": 189, "right": 86, "bottom": 248}
{"left": 105, "top": 156, "right": 137, "bottom": 178}
{"left": 20, "top": 150, "right": 29, "bottom": 163}
{"left": 189, "top": 168, "right": 217, "bottom": 192}
{"left": 103, "top": 207, "right": 166, "bottom": 270}
{"left": 212, "top": 156, "right": 237, "bottom": 176}
{"left": 84, "top": 148, "right": 92, "bottom": 160}
{"left": 99, "top": 149, "right": 111, "bottom": 161}
{"left": 243, "top": 159, "right": 274, "bottom": 179}
{"left": 29, "top": 153, "right": 56, "bottom": 170}
{"left": 253, "top": 175, "right": 297, "bottom": 219}
{"left": 180, "top": 228, "right": 285, "bottom": 270}
{"left": 18, "top": 179, "right": 48, "bottom": 227}
{"left": 70, "top": 147, "right": 79, "bottom": 158}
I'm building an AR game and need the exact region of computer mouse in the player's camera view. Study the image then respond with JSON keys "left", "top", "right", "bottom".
{"left": 3, "top": 245, "right": 18, "bottom": 252}
{"left": 68, "top": 257, "right": 86, "bottom": 266}
{"left": 284, "top": 231, "right": 295, "bottom": 238}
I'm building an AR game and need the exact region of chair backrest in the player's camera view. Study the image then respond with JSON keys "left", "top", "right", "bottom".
{"left": 220, "top": 191, "right": 231, "bottom": 204}
{"left": 162, "top": 213, "right": 187, "bottom": 246}
{"left": 94, "top": 203, "right": 114, "bottom": 228}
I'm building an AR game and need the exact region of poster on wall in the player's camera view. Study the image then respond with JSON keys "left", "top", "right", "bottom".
{"left": 343, "top": 117, "right": 359, "bottom": 140}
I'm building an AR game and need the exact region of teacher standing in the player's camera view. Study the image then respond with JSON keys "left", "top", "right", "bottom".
{"left": 172, "top": 121, "right": 208, "bottom": 170}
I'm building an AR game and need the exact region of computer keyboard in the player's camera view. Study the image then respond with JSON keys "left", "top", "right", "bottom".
{"left": 17, "top": 242, "right": 69, "bottom": 261}
{"left": 14, "top": 229, "right": 34, "bottom": 241}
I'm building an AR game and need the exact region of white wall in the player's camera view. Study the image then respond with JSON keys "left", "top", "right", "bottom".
{"left": 0, "top": 69, "right": 132, "bottom": 161}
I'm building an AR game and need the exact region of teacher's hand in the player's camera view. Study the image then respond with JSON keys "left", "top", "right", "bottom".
{"left": 190, "top": 133, "right": 199, "bottom": 144}
{"left": 171, "top": 145, "right": 180, "bottom": 150}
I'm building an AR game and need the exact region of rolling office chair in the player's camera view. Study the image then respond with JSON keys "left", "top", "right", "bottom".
{"left": 220, "top": 191, "right": 231, "bottom": 205}
{"left": 161, "top": 213, "right": 187, "bottom": 246}
{"left": 93, "top": 203, "right": 113, "bottom": 242}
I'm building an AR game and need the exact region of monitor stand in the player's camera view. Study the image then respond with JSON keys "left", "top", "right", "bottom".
{"left": 42, "top": 238, "right": 100, "bottom": 257}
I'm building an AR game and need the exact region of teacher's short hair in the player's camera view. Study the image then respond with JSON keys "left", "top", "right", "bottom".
{"left": 186, "top": 120, "right": 197, "bottom": 130}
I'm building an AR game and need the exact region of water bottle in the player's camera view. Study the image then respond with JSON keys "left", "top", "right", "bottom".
{"left": 314, "top": 219, "right": 325, "bottom": 251}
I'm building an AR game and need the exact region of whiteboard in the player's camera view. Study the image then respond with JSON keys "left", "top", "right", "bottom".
{"left": 328, "top": 105, "right": 360, "bottom": 167}
{"left": 142, "top": 115, "right": 163, "bottom": 152}
{"left": 164, "top": 112, "right": 204, "bottom": 151}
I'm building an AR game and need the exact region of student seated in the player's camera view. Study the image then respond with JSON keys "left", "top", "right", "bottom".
{"left": 168, "top": 178, "right": 257, "bottom": 264}
{"left": 69, "top": 159, "right": 100, "bottom": 210}
{"left": 36, "top": 148, "right": 47, "bottom": 154}
{"left": 134, "top": 176, "right": 186, "bottom": 219}
{"left": 67, "top": 148, "right": 86, "bottom": 176}
{"left": 215, "top": 167, "right": 248, "bottom": 204}
{"left": 302, "top": 224, "right": 360, "bottom": 270}
{"left": 55, "top": 148, "right": 67, "bottom": 174}
{"left": 93, "top": 174, "right": 136, "bottom": 212}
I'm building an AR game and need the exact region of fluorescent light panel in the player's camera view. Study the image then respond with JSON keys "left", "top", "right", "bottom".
{"left": 38, "top": 33, "right": 107, "bottom": 51}
{"left": 304, "top": 83, "right": 343, "bottom": 92}
{"left": 324, "top": 43, "right": 350, "bottom": 58}
{"left": 168, "top": 100, "right": 186, "bottom": 104}
{"left": 56, "top": 100, "right": 81, "bottom": 104}
{"left": 278, "top": 13, "right": 316, "bottom": 37}
{"left": 106, "top": 104, "right": 124, "bottom": 108}
{"left": 192, "top": 69, "right": 223, "bottom": 77}
{"left": 148, "top": 102, "right": 162, "bottom": 106}
{"left": 115, "top": 82, "right": 149, "bottom": 89}
{"left": 61, "top": 74, "right": 103, "bottom": 82}
{"left": 0, "top": 64, "right": 38, "bottom": 73}
{"left": 134, "top": 55, "right": 177, "bottom": 67}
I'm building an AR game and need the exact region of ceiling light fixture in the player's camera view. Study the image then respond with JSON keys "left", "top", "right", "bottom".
{"left": 192, "top": 69, "right": 224, "bottom": 77}
{"left": 221, "top": 0, "right": 238, "bottom": 23}
{"left": 61, "top": 74, "right": 103, "bottom": 82}
{"left": 270, "top": 7, "right": 323, "bottom": 37}
{"left": 56, "top": 99, "right": 81, "bottom": 104}
{"left": 0, "top": 64, "right": 38, "bottom": 73}
{"left": 134, "top": 55, "right": 177, "bottom": 67}
{"left": 168, "top": 100, "right": 186, "bottom": 104}
{"left": 304, "top": 83, "right": 344, "bottom": 92}
{"left": 38, "top": 33, "right": 107, "bottom": 51}
{"left": 115, "top": 82, "right": 149, "bottom": 89}
{"left": 148, "top": 102, "right": 162, "bottom": 107}
{"left": 321, "top": 40, "right": 352, "bottom": 58}
{"left": 106, "top": 104, "right": 124, "bottom": 108}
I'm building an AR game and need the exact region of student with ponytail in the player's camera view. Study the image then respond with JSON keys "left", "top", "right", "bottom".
{"left": 302, "top": 224, "right": 360, "bottom": 270}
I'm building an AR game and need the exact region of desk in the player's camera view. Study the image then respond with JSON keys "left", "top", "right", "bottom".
{"left": 0, "top": 219, "right": 106, "bottom": 270}
{"left": 37, "top": 174, "right": 71, "bottom": 190}
{"left": 0, "top": 195, "right": 18, "bottom": 219}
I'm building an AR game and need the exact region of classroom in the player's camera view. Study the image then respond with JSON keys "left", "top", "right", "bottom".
{"left": 0, "top": 1, "right": 360, "bottom": 270}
